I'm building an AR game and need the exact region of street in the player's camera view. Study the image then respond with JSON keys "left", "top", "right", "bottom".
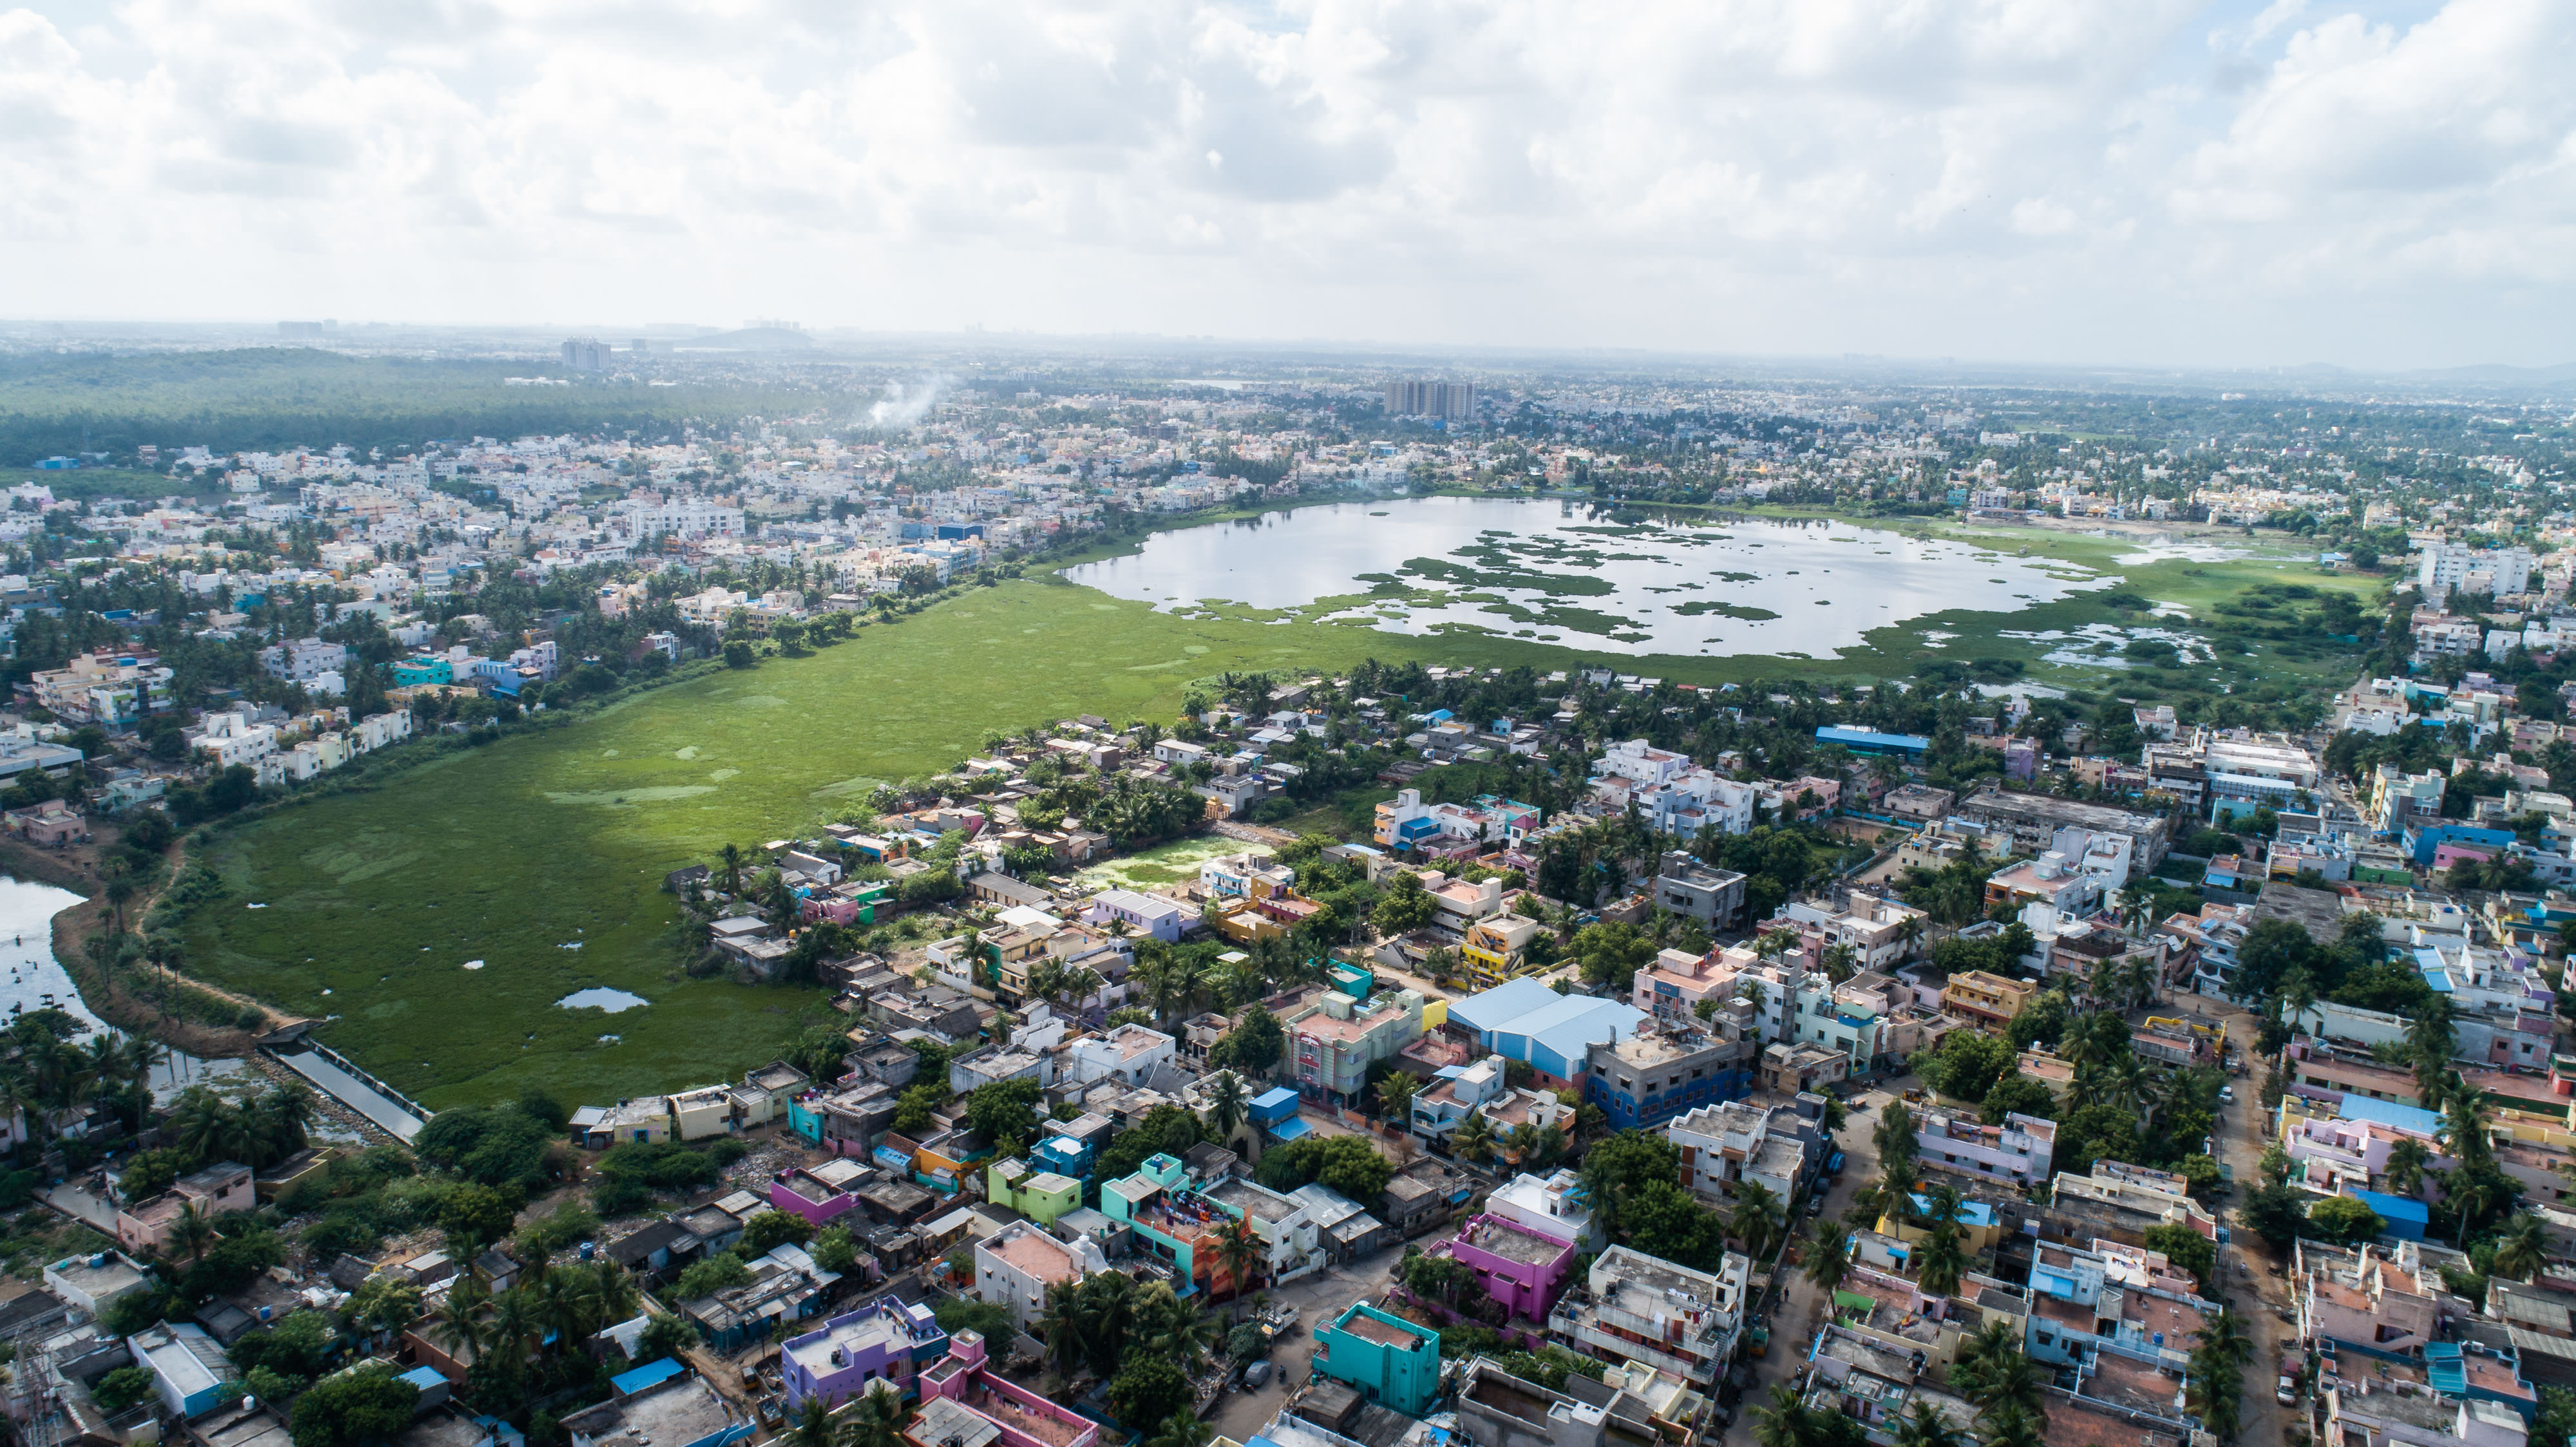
{"left": 1205, "top": 1240, "right": 1412, "bottom": 1443}
{"left": 2182, "top": 989, "right": 2297, "bottom": 1447}
{"left": 1718, "top": 1079, "right": 1891, "bottom": 1440}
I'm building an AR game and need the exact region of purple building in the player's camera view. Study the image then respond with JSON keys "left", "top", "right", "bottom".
{"left": 781, "top": 1299, "right": 947, "bottom": 1412}
{"left": 1441, "top": 1213, "right": 1577, "bottom": 1324}
{"left": 771, "top": 1159, "right": 869, "bottom": 1227}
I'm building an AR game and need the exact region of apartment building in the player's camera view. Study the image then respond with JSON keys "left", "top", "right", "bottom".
{"left": 1549, "top": 1245, "right": 1749, "bottom": 1388}
{"left": 1914, "top": 1106, "right": 2056, "bottom": 1189}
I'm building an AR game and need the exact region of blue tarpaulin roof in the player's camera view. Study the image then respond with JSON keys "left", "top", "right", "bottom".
{"left": 611, "top": 1357, "right": 685, "bottom": 1396}
{"left": 397, "top": 1366, "right": 448, "bottom": 1392}
{"left": 1266, "top": 1117, "right": 1312, "bottom": 1143}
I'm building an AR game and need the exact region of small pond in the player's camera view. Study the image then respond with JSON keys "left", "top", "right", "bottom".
{"left": 557, "top": 987, "right": 649, "bottom": 1013}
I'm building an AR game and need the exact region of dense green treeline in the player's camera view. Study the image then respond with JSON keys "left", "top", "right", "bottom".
{"left": 0, "top": 349, "right": 857, "bottom": 464}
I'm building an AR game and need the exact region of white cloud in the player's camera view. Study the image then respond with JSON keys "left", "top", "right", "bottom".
{"left": 1, "top": 0, "right": 2569, "bottom": 366}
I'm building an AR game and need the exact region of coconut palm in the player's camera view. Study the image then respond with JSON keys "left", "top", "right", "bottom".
{"left": 1075, "top": 1270, "right": 1137, "bottom": 1377}
{"left": 842, "top": 1382, "right": 914, "bottom": 1447}
{"left": 1914, "top": 1185, "right": 1969, "bottom": 1297}
{"left": 2494, "top": 1213, "right": 2548, "bottom": 1282}
{"left": 1212, "top": 1215, "right": 1265, "bottom": 1300}
{"left": 1373, "top": 1072, "right": 1419, "bottom": 1124}
{"left": 1149, "top": 1411, "right": 1216, "bottom": 1447}
{"left": 487, "top": 1287, "right": 542, "bottom": 1376}
{"left": 788, "top": 1397, "right": 836, "bottom": 1447}
{"left": 167, "top": 1201, "right": 216, "bottom": 1267}
{"left": 429, "top": 1276, "right": 492, "bottom": 1364}
{"left": 1036, "top": 1279, "right": 1086, "bottom": 1379}
{"left": 1804, "top": 1221, "right": 1852, "bottom": 1296}
{"left": 1452, "top": 1111, "right": 1497, "bottom": 1165}
{"left": 1890, "top": 1401, "right": 1965, "bottom": 1447}
{"left": 1953, "top": 1318, "right": 2046, "bottom": 1426}
{"left": 717, "top": 842, "right": 745, "bottom": 895}
{"left": 1730, "top": 1181, "right": 1783, "bottom": 1260}
{"left": 1204, "top": 1070, "right": 1247, "bottom": 1143}
{"left": 2382, "top": 1139, "right": 2431, "bottom": 1199}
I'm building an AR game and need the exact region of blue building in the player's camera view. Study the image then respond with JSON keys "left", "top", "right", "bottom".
{"left": 2343, "top": 1188, "right": 2429, "bottom": 1243}
{"left": 1814, "top": 726, "right": 1930, "bottom": 757}
{"left": 2402, "top": 822, "right": 2515, "bottom": 865}
{"left": 1311, "top": 1303, "right": 1441, "bottom": 1414}
{"left": 1452, "top": 978, "right": 1647, "bottom": 1091}
{"left": 1583, "top": 1025, "right": 1750, "bottom": 1130}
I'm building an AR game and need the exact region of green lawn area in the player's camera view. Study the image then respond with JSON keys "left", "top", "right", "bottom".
{"left": 173, "top": 524, "right": 2368, "bottom": 1108}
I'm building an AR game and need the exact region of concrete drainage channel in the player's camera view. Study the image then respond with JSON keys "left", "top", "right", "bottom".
{"left": 265, "top": 1041, "right": 434, "bottom": 1141}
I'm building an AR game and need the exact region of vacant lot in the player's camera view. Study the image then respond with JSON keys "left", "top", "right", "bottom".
{"left": 174, "top": 529, "right": 2364, "bottom": 1107}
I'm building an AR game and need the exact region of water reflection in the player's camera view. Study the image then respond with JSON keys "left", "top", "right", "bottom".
{"left": 1066, "top": 496, "right": 2098, "bottom": 657}
{"left": 0, "top": 875, "right": 251, "bottom": 1101}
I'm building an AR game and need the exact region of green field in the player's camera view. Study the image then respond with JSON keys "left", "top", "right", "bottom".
{"left": 175, "top": 518, "right": 2378, "bottom": 1107}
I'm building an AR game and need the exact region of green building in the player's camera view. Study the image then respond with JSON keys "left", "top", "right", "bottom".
{"left": 985, "top": 1159, "right": 1083, "bottom": 1227}
{"left": 1312, "top": 1302, "right": 1440, "bottom": 1414}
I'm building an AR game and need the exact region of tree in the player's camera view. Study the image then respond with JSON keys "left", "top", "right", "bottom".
{"left": 290, "top": 1368, "right": 421, "bottom": 1447}
{"left": 2496, "top": 1213, "right": 2549, "bottom": 1281}
{"left": 1978, "top": 1076, "right": 2056, "bottom": 1126}
{"left": 1952, "top": 1318, "right": 2045, "bottom": 1430}
{"left": 1890, "top": 1401, "right": 1964, "bottom": 1447}
{"left": 1804, "top": 1221, "right": 1852, "bottom": 1296}
{"left": 740, "top": 1210, "right": 813, "bottom": 1256}
{"left": 1150, "top": 1412, "right": 1216, "bottom": 1447}
{"left": 1212, "top": 1215, "right": 1265, "bottom": 1299}
{"left": 1730, "top": 1181, "right": 1783, "bottom": 1260}
{"left": 1372, "top": 873, "right": 1437, "bottom": 936}
{"left": 1108, "top": 1354, "right": 1192, "bottom": 1429}
{"left": 1036, "top": 1279, "right": 1086, "bottom": 1379}
{"left": 1206, "top": 1005, "right": 1285, "bottom": 1075}
{"left": 168, "top": 1200, "right": 217, "bottom": 1267}
{"left": 963, "top": 1077, "right": 1044, "bottom": 1148}
{"left": 439, "top": 1183, "right": 516, "bottom": 1251}
{"left": 1913, "top": 1031, "right": 2014, "bottom": 1104}
{"left": 1578, "top": 1130, "right": 1683, "bottom": 1244}
{"left": 1204, "top": 1070, "right": 1247, "bottom": 1142}
{"left": 1913, "top": 1184, "right": 1969, "bottom": 1296}
{"left": 1452, "top": 1111, "right": 1498, "bottom": 1165}
{"left": 2142, "top": 1223, "right": 2215, "bottom": 1290}
{"left": 2306, "top": 1195, "right": 2383, "bottom": 1245}
{"left": 1373, "top": 1071, "right": 1419, "bottom": 1123}
{"left": 842, "top": 1383, "right": 915, "bottom": 1447}
{"left": 2383, "top": 1139, "right": 2431, "bottom": 1199}
{"left": 1873, "top": 1099, "right": 1918, "bottom": 1171}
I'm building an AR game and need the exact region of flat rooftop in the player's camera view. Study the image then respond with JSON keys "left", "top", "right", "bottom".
{"left": 984, "top": 1229, "right": 1084, "bottom": 1282}
{"left": 2080, "top": 1349, "right": 2184, "bottom": 1416}
{"left": 956, "top": 1385, "right": 1090, "bottom": 1447}
{"left": 907, "top": 1395, "right": 1002, "bottom": 1447}
{"left": 1457, "top": 1217, "right": 1567, "bottom": 1266}
{"left": 560, "top": 1375, "right": 737, "bottom": 1447}
{"left": 1336, "top": 1310, "right": 1432, "bottom": 1350}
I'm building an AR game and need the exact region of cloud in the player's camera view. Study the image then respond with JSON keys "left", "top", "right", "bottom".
{"left": 1, "top": 0, "right": 2570, "bottom": 366}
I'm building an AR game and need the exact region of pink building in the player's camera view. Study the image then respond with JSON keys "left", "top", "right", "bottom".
{"left": 1437, "top": 1213, "right": 1577, "bottom": 1325}
{"left": 116, "top": 1161, "right": 254, "bottom": 1254}
{"left": 770, "top": 1160, "right": 869, "bottom": 1227}
{"left": 909, "top": 1331, "right": 1097, "bottom": 1447}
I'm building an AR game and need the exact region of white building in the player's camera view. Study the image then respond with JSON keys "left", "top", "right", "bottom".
{"left": 2420, "top": 543, "right": 2532, "bottom": 600}
{"left": 972, "top": 1223, "right": 1106, "bottom": 1331}
{"left": 1063, "top": 1023, "right": 1175, "bottom": 1090}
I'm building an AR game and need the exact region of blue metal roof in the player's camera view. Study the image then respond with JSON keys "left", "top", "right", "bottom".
{"left": 1814, "top": 726, "right": 1931, "bottom": 752}
{"left": 1452, "top": 977, "right": 1564, "bottom": 1037}
{"left": 2345, "top": 1187, "right": 2429, "bottom": 1224}
{"left": 1266, "top": 1117, "right": 1312, "bottom": 1143}
{"left": 2334, "top": 1093, "right": 2443, "bottom": 1138}
{"left": 397, "top": 1366, "right": 448, "bottom": 1391}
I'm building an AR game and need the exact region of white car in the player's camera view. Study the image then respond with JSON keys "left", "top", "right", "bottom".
{"left": 2221, "top": 1085, "right": 2236, "bottom": 1103}
{"left": 2277, "top": 1376, "right": 2298, "bottom": 1406}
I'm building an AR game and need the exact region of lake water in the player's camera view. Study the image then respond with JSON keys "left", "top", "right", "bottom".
{"left": 1066, "top": 496, "right": 2100, "bottom": 657}
{"left": 0, "top": 876, "right": 249, "bottom": 1099}
{"left": 558, "top": 987, "right": 649, "bottom": 1013}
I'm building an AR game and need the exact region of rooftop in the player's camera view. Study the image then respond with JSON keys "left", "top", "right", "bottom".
{"left": 560, "top": 1377, "right": 739, "bottom": 1447}
{"left": 1455, "top": 1215, "right": 1571, "bottom": 1266}
{"left": 983, "top": 1227, "right": 1084, "bottom": 1283}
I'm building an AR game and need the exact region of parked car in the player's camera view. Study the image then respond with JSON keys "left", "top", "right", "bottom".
{"left": 1244, "top": 1361, "right": 1273, "bottom": 1389}
{"left": 2277, "top": 1376, "right": 2297, "bottom": 1406}
{"left": 2220, "top": 1085, "right": 2235, "bottom": 1102}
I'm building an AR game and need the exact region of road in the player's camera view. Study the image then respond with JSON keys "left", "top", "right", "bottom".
{"left": 1206, "top": 1242, "right": 1410, "bottom": 1443}
{"left": 2179, "top": 988, "right": 2298, "bottom": 1447}
{"left": 1717, "top": 1078, "right": 1891, "bottom": 1440}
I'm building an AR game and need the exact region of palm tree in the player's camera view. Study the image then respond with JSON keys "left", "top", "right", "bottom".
{"left": 167, "top": 1202, "right": 216, "bottom": 1267}
{"left": 488, "top": 1288, "right": 542, "bottom": 1379}
{"left": 2441, "top": 1083, "right": 2494, "bottom": 1173}
{"left": 1804, "top": 1221, "right": 1852, "bottom": 1296}
{"left": 2450, "top": 1168, "right": 2518, "bottom": 1248}
{"left": 2495, "top": 1213, "right": 2548, "bottom": 1281}
{"left": 1134, "top": 1282, "right": 1221, "bottom": 1370}
{"left": 1895, "top": 914, "right": 1927, "bottom": 963}
{"left": 1914, "top": 1185, "right": 1969, "bottom": 1297}
{"left": 1953, "top": 1318, "right": 2046, "bottom": 1427}
{"left": 592, "top": 1260, "right": 642, "bottom": 1328}
{"left": 1036, "top": 1279, "right": 1085, "bottom": 1379}
{"left": 1212, "top": 1215, "right": 1265, "bottom": 1300}
{"left": 842, "top": 1382, "right": 914, "bottom": 1447}
{"left": 1204, "top": 1070, "right": 1247, "bottom": 1144}
{"left": 1075, "top": 1271, "right": 1136, "bottom": 1377}
{"left": 789, "top": 1397, "right": 836, "bottom": 1447}
{"left": 1730, "top": 1181, "right": 1782, "bottom": 1260}
{"left": 1890, "top": 1401, "right": 1965, "bottom": 1447}
{"left": 1149, "top": 1411, "right": 1215, "bottom": 1447}
{"left": 717, "top": 842, "right": 745, "bottom": 895}
{"left": 1374, "top": 1072, "right": 1419, "bottom": 1124}
{"left": 2382, "top": 1139, "right": 2430, "bottom": 1199}
{"left": 1750, "top": 1385, "right": 1812, "bottom": 1447}
{"left": 1452, "top": 1111, "right": 1497, "bottom": 1165}
{"left": 429, "top": 1276, "right": 492, "bottom": 1365}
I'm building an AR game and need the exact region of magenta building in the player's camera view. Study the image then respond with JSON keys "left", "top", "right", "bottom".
{"left": 1443, "top": 1212, "right": 1577, "bottom": 1324}
{"left": 770, "top": 1159, "right": 868, "bottom": 1227}
{"left": 911, "top": 1331, "right": 1099, "bottom": 1447}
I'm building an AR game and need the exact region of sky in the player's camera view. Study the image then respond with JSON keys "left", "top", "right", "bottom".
{"left": 3, "top": 0, "right": 2571, "bottom": 370}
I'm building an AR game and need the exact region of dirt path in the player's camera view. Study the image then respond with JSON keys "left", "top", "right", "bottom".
{"left": 5, "top": 826, "right": 306, "bottom": 1059}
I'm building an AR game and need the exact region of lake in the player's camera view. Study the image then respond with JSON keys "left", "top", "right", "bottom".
{"left": 1065, "top": 497, "right": 2099, "bottom": 657}
{"left": 0, "top": 876, "right": 249, "bottom": 1099}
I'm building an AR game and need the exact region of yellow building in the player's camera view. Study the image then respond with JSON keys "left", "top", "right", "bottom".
{"left": 1938, "top": 970, "right": 2036, "bottom": 1033}
{"left": 1460, "top": 914, "right": 1542, "bottom": 988}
